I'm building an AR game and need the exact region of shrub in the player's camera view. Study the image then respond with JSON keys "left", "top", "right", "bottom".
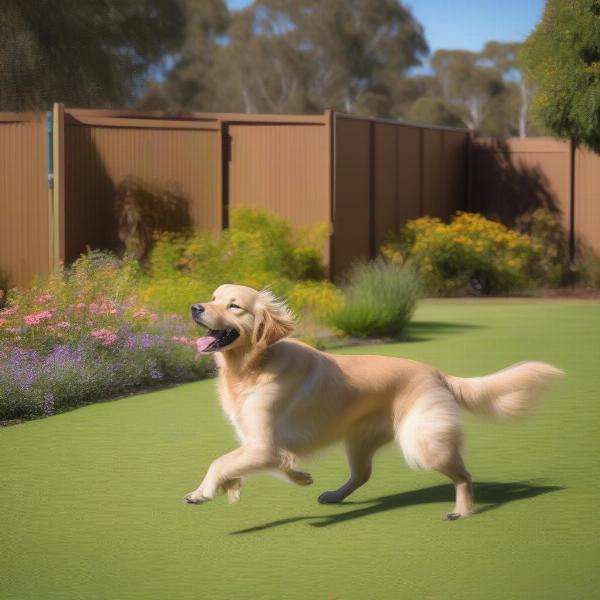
{"left": 575, "top": 251, "right": 600, "bottom": 288}
{"left": 141, "top": 207, "right": 332, "bottom": 316}
{"left": 328, "top": 259, "right": 421, "bottom": 338}
{"left": 516, "top": 208, "right": 569, "bottom": 286}
{"left": 115, "top": 176, "right": 190, "bottom": 261}
{"left": 383, "top": 212, "right": 542, "bottom": 295}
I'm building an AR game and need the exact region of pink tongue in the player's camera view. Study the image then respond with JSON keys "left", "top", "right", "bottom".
{"left": 195, "top": 335, "right": 218, "bottom": 353}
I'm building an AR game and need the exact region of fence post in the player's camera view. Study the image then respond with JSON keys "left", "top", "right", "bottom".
{"left": 220, "top": 120, "right": 230, "bottom": 230}
{"left": 569, "top": 139, "right": 576, "bottom": 263}
{"left": 46, "top": 110, "right": 54, "bottom": 273}
{"left": 418, "top": 128, "right": 425, "bottom": 216}
{"left": 368, "top": 117, "right": 376, "bottom": 259}
{"left": 466, "top": 130, "right": 474, "bottom": 212}
{"left": 52, "top": 103, "right": 65, "bottom": 269}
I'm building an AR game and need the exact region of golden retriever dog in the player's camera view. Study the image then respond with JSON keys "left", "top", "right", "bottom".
{"left": 184, "top": 284, "right": 563, "bottom": 519}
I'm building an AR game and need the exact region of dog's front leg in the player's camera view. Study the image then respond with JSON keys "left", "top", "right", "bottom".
{"left": 184, "top": 445, "right": 281, "bottom": 504}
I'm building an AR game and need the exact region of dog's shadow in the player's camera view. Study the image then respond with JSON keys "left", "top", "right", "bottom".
{"left": 231, "top": 480, "right": 563, "bottom": 535}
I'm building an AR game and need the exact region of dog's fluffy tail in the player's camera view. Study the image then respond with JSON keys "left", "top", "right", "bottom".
{"left": 443, "top": 361, "right": 564, "bottom": 420}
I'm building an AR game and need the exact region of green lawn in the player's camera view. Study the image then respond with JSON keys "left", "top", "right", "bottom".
{"left": 1, "top": 299, "right": 599, "bottom": 600}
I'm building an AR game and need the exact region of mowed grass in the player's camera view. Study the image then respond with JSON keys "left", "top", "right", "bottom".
{"left": 1, "top": 299, "right": 599, "bottom": 600}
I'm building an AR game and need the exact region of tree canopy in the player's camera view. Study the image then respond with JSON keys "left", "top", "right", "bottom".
{"left": 0, "top": 0, "right": 539, "bottom": 137}
{"left": 145, "top": 0, "right": 428, "bottom": 116}
{"left": 521, "top": 0, "right": 600, "bottom": 151}
{"left": 0, "top": 0, "right": 184, "bottom": 110}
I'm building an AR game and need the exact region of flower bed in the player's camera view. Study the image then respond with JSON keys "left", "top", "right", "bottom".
{"left": 0, "top": 253, "right": 210, "bottom": 421}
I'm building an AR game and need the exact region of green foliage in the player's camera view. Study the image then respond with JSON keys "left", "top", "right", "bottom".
{"left": 576, "top": 250, "right": 600, "bottom": 288}
{"left": 405, "top": 97, "right": 465, "bottom": 128}
{"left": 328, "top": 259, "right": 421, "bottom": 338}
{"left": 0, "top": 0, "right": 184, "bottom": 110}
{"left": 142, "top": 207, "right": 331, "bottom": 317}
{"left": 383, "top": 213, "right": 541, "bottom": 296}
{"left": 115, "top": 176, "right": 190, "bottom": 261}
{"left": 143, "top": 0, "right": 428, "bottom": 116}
{"left": 521, "top": 0, "right": 600, "bottom": 152}
{"left": 515, "top": 208, "right": 569, "bottom": 286}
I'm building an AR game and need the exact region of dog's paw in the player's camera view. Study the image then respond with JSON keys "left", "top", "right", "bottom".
{"left": 443, "top": 511, "right": 468, "bottom": 521}
{"left": 318, "top": 490, "right": 343, "bottom": 504}
{"left": 183, "top": 491, "right": 211, "bottom": 505}
{"left": 289, "top": 470, "right": 314, "bottom": 486}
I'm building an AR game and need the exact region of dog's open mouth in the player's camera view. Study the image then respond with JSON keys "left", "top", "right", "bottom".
{"left": 195, "top": 328, "right": 240, "bottom": 353}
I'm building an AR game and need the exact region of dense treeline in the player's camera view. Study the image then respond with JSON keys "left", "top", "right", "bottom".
{"left": 3, "top": 0, "right": 583, "bottom": 138}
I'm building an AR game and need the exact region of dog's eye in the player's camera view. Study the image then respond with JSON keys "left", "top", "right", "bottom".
{"left": 228, "top": 303, "right": 242, "bottom": 310}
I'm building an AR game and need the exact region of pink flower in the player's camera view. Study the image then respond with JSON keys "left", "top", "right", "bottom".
{"left": 24, "top": 310, "right": 53, "bottom": 326}
{"left": 89, "top": 303, "right": 100, "bottom": 313}
{"left": 35, "top": 292, "right": 54, "bottom": 304}
{"left": 133, "top": 307, "right": 150, "bottom": 319}
{"left": 56, "top": 321, "right": 70, "bottom": 329}
{"left": 0, "top": 305, "right": 19, "bottom": 316}
{"left": 7, "top": 327, "right": 19, "bottom": 334}
{"left": 90, "top": 328, "right": 118, "bottom": 346}
{"left": 75, "top": 303, "right": 86, "bottom": 310}
{"left": 171, "top": 336, "right": 192, "bottom": 345}
{"left": 0, "top": 318, "right": 6, "bottom": 326}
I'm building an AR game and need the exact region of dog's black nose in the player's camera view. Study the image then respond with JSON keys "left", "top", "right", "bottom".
{"left": 191, "top": 304, "right": 205, "bottom": 317}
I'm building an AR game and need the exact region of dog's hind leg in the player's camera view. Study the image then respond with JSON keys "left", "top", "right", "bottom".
{"left": 396, "top": 384, "right": 473, "bottom": 519}
{"left": 318, "top": 417, "right": 392, "bottom": 504}
{"left": 437, "top": 454, "right": 473, "bottom": 520}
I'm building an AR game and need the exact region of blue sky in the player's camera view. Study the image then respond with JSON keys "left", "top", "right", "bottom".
{"left": 226, "top": 0, "right": 545, "bottom": 58}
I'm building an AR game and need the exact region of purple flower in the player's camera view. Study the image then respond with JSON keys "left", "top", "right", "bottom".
{"left": 42, "top": 392, "right": 55, "bottom": 416}
{"left": 43, "top": 344, "right": 84, "bottom": 367}
{"left": 123, "top": 333, "right": 163, "bottom": 350}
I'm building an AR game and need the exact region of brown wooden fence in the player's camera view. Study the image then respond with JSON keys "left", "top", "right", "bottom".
{"left": 0, "top": 112, "right": 51, "bottom": 287}
{"left": 471, "top": 137, "right": 600, "bottom": 256}
{"left": 0, "top": 105, "right": 470, "bottom": 287}
{"left": 333, "top": 115, "right": 468, "bottom": 274}
{"left": 5, "top": 106, "right": 599, "bottom": 290}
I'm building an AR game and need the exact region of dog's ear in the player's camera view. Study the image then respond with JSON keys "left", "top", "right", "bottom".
{"left": 252, "top": 289, "right": 295, "bottom": 348}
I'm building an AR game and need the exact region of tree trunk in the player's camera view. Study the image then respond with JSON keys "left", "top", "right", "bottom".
{"left": 518, "top": 80, "right": 529, "bottom": 138}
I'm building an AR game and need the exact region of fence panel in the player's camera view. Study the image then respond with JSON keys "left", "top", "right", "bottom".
{"left": 575, "top": 148, "right": 600, "bottom": 254}
{"left": 226, "top": 120, "right": 330, "bottom": 263}
{"left": 332, "top": 116, "right": 372, "bottom": 276}
{"left": 373, "top": 122, "right": 397, "bottom": 252}
{"left": 395, "top": 125, "right": 422, "bottom": 225}
{"left": 0, "top": 113, "right": 49, "bottom": 288}
{"left": 63, "top": 113, "right": 222, "bottom": 262}
{"left": 440, "top": 129, "right": 468, "bottom": 217}
{"left": 471, "top": 138, "right": 572, "bottom": 229}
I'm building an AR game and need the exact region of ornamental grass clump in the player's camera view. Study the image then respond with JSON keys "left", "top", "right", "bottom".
{"left": 328, "top": 259, "right": 421, "bottom": 338}
{"left": 382, "top": 212, "right": 542, "bottom": 296}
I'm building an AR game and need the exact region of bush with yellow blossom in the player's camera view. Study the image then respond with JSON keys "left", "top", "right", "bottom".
{"left": 382, "top": 212, "right": 542, "bottom": 295}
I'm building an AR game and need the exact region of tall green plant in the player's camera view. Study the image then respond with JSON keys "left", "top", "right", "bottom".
{"left": 328, "top": 259, "right": 421, "bottom": 338}
{"left": 521, "top": 0, "right": 600, "bottom": 152}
